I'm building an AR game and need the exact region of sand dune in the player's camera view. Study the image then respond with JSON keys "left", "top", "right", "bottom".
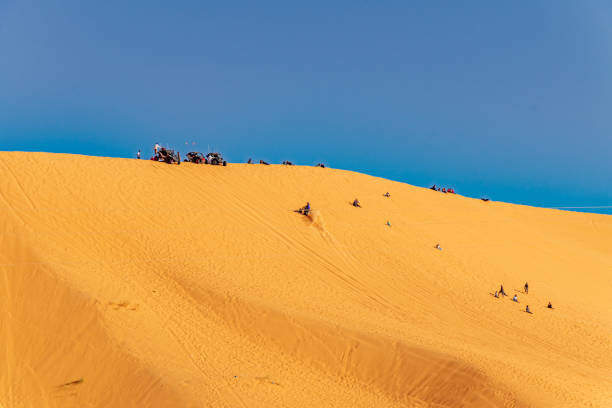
{"left": 0, "top": 152, "right": 610, "bottom": 407}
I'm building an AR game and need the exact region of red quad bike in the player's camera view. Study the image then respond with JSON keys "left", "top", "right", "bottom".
{"left": 184, "top": 152, "right": 206, "bottom": 164}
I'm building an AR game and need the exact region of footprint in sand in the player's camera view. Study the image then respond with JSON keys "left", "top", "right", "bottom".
{"left": 107, "top": 301, "right": 139, "bottom": 311}
{"left": 254, "top": 376, "right": 281, "bottom": 386}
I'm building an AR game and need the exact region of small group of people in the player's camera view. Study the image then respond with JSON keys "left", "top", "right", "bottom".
{"left": 493, "top": 282, "right": 553, "bottom": 314}
{"left": 135, "top": 144, "right": 160, "bottom": 159}
{"left": 246, "top": 159, "right": 325, "bottom": 168}
{"left": 494, "top": 284, "right": 507, "bottom": 297}
{"left": 430, "top": 184, "right": 455, "bottom": 194}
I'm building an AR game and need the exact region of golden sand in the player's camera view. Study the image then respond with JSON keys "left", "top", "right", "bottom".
{"left": 0, "top": 152, "right": 610, "bottom": 407}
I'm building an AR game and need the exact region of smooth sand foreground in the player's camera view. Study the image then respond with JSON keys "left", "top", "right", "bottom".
{"left": 0, "top": 152, "right": 610, "bottom": 407}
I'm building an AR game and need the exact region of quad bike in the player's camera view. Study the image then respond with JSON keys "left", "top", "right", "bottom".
{"left": 205, "top": 152, "right": 227, "bottom": 166}
{"left": 184, "top": 152, "right": 206, "bottom": 164}
{"left": 152, "top": 148, "right": 180, "bottom": 164}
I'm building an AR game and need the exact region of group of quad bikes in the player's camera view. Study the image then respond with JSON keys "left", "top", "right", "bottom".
{"left": 153, "top": 149, "right": 325, "bottom": 169}
{"left": 184, "top": 152, "right": 227, "bottom": 166}
{"left": 151, "top": 149, "right": 227, "bottom": 166}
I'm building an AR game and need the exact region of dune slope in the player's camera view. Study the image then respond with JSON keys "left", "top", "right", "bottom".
{"left": 0, "top": 152, "right": 610, "bottom": 407}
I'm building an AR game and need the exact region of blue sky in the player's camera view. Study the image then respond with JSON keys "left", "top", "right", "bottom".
{"left": 1, "top": 1, "right": 610, "bottom": 214}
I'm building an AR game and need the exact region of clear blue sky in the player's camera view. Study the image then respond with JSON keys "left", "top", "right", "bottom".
{"left": 1, "top": 1, "right": 610, "bottom": 213}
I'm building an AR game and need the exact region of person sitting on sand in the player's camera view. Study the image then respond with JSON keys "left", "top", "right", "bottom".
{"left": 547, "top": 302, "right": 553, "bottom": 309}
{"left": 386, "top": 220, "right": 391, "bottom": 227}
{"left": 430, "top": 184, "right": 437, "bottom": 190}
{"left": 434, "top": 243, "right": 442, "bottom": 250}
{"left": 512, "top": 294, "right": 518, "bottom": 302}
{"left": 353, "top": 199, "right": 361, "bottom": 207}
{"left": 384, "top": 192, "right": 390, "bottom": 197}
{"left": 494, "top": 291, "right": 499, "bottom": 298}
{"left": 247, "top": 158, "right": 253, "bottom": 164}
{"left": 442, "top": 188, "right": 447, "bottom": 193}
{"left": 297, "top": 202, "right": 311, "bottom": 215}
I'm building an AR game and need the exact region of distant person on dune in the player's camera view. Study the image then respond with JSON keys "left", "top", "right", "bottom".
{"left": 384, "top": 192, "right": 390, "bottom": 197}
{"left": 386, "top": 220, "right": 391, "bottom": 227}
{"left": 137, "top": 149, "right": 141, "bottom": 159}
{"left": 430, "top": 184, "right": 437, "bottom": 190}
{"left": 247, "top": 158, "right": 252, "bottom": 164}
{"left": 353, "top": 199, "right": 361, "bottom": 207}
{"left": 547, "top": 302, "right": 553, "bottom": 309}
{"left": 434, "top": 243, "right": 442, "bottom": 250}
{"left": 524, "top": 282, "right": 529, "bottom": 294}
{"left": 526, "top": 305, "right": 532, "bottom": 314}
{"left": 296, "top": 202, "right": 310, "bottom": 216}
{"left": 512, "top": 294, "right": 518, "bottom": 302}
{"left": 154, "top": 143, "right": 160, "bottom": 155}
{"left": 494, "top": 291, "right": 499, "bottom": 298}
{"left": 499, "top": 285, "right": 506, "bottom": 296}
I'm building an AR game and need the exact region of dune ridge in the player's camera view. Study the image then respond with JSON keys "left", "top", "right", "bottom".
{"left": 0, "top": 152, "right": 610, "bottom": 407}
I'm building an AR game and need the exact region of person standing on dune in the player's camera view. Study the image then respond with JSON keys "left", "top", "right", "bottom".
{"left": 500, "top": 285, "right": 507, "bottom": 296}
{"left": 524, "top": 282, "right": 529, "bottom": 294}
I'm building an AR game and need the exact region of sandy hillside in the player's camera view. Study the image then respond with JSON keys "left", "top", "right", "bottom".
{"left": 0, "top": 152, "right": 610, "bottom": 408}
